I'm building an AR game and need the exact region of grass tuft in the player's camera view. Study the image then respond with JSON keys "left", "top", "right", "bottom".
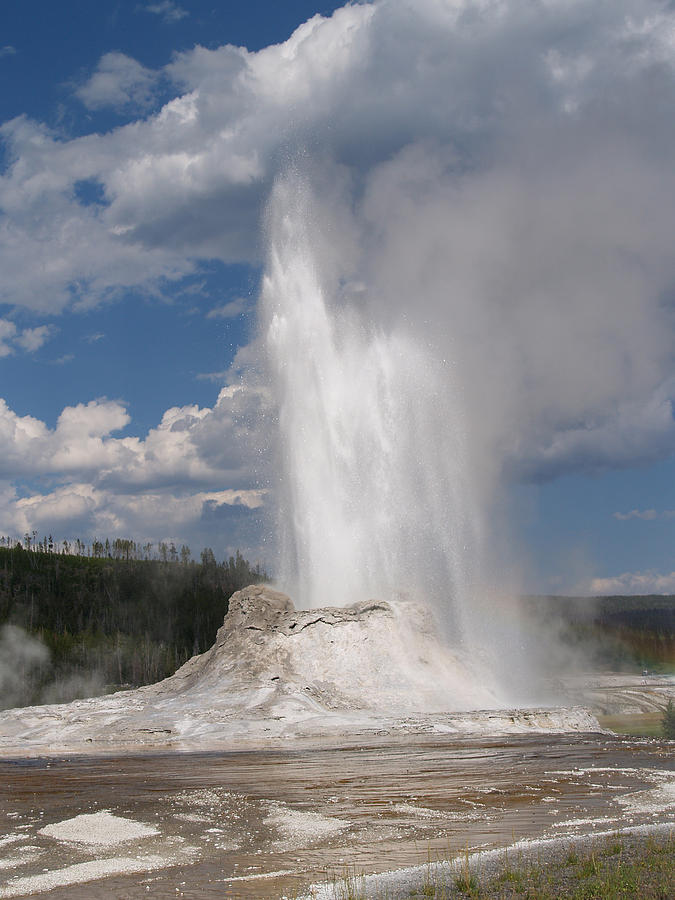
{"left": 453, "top": 872, "right": 479, "bottom": 894}
{"left": 364, "top": 831, "right": 674, "bottom": 899}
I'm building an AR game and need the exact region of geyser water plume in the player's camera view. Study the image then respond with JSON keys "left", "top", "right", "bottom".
{"left": 261, "top": 173, "right": 482, "bottom": 634}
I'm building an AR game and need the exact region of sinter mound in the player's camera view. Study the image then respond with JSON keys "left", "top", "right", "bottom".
{"left": 0, "top": 585, "right": 600, "bottom": 756}
{"left": 157, "top": 584, "right": 497, "bottom": 714}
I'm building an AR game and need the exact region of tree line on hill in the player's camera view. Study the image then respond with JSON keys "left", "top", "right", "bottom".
{"left": 0, "top": 537, "right": 268, "bottom": 709}
{"left": 1, "top": 532, "right": 197, "bottom": 563}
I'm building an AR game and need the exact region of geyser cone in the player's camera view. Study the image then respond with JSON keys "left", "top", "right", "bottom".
{"left": 0, "top": 585, "right": 602, "bottom": 757}
{"left": 261, "top": 173, "right": 481, "bottom": 635}
{"left": 172, "top": 585, "right": 499, "bottom": 713}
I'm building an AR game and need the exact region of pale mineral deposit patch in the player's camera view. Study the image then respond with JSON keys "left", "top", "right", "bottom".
{"left": 264, "top": 800, "right": 350, "bottom": 849}
{"left": 0, "top": 856, "right": 170, "bottom": 899}
{"left": 38, "top": 811, "right": 159, "bottom": 846}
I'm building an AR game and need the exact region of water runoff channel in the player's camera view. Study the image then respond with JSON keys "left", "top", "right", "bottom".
{"left": 1, "top": 731, "right": 674, "bottom": 899}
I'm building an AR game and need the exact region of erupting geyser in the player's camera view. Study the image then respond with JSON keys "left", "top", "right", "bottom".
{"left": 262, "top": 174, "right": 482, "bottom": 640}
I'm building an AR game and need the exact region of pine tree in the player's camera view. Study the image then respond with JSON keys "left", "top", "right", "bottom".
{"left": 662, "top": 698, "right": 675, "bottom": 739}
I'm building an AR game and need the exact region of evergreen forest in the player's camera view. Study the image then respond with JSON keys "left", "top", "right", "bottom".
{"left": 0, "top": 537, "right": 267, "bottom": 709}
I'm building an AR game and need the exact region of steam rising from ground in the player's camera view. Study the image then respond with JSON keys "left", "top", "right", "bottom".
{"left": 0, "top": 625, "right": 49, "bottom": 710}
{"left": 259, "top": 171, "right": 552, "bottom": 710}
{"left": 0, "top": 625, "right": 106, "bottom": 710}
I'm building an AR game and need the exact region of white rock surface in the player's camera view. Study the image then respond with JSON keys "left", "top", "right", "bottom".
{"left": 0, "top": 856, "right": 178, "bottom": 898}
{"left": 38, "top": 812, "right": 159, "bottom": 846}
{"left": 0, "top": 585, "right": 602, "bottom": 756}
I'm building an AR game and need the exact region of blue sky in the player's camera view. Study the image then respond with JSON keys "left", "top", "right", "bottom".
{"left": 0, "top": 0, "right": 348, "bottom": 562}
{"left": 1, "top": 0, "right": 675, "bottom": 595}
{"left": 519, "top": 463, "right": 675, "bottom": 594}
{"left": 0, "top": 1, "right": 343, "bottom": 431}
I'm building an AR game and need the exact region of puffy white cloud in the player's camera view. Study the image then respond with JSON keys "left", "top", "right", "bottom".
{"left": 14, "top": 324, "right": 55, "bottom": 352}
{"left": 10, "top": 483, "right": 262, "bottom": 545}
{"left": 0, "top": 398, "right": 126, "bottom": 477}
{"left": 0, "top": 475, "right": 264, "bottom": 555}
{"left": 0, "top": 117, "right": 195, "bottom": 312}
{"left": 0, "top": 319, "right": 55, "bottom": 356}
{"left": 0, "top": 379, "right": 271, "bottom": 551}
{"left": 589, "top": 571, "right": 675, "bottom": 595}
{"left": 0, "top": 383, "right": 270, "bottom": 488}
{"left": 0, "top": 0, "right": 674, "bottom": 490}
{"left": 76, "top": 52, "right": 159, "bottom": 111}
{"left": 2, "top": 0, "right": 671, "bottom": 322}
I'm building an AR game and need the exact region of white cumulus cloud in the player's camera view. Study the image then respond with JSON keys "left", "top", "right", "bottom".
{"left": 14, "top": 324, "right": 56, "bottom": 352}
{"left": 0, "top": 319, "right": 55, "bottom": 356}
{"left": 76, "top": 51, "right": 159, "bottom": 111}
{"left": 0, "top": 377, "right": 271, "bottom": 552}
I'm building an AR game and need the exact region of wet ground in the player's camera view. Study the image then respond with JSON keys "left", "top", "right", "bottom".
{"left": 1, "top": 732, "right": 674, "bottom": 898}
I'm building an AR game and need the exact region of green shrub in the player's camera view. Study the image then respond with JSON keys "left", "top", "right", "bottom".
{"left": 662, "top": 698, "right": 675, "bottom": 739}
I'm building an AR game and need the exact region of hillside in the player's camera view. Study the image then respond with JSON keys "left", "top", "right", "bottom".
{"left": 0, "top": 542, "right": 267, "bottom": 708}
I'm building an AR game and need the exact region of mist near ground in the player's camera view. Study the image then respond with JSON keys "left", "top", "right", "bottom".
{"left": 0, "top": 623, "right": 106, "bottom": 710}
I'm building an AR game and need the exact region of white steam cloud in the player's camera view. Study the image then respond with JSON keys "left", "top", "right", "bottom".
{"left": 0, "top": 624, "right": 49, "bottom": 709}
